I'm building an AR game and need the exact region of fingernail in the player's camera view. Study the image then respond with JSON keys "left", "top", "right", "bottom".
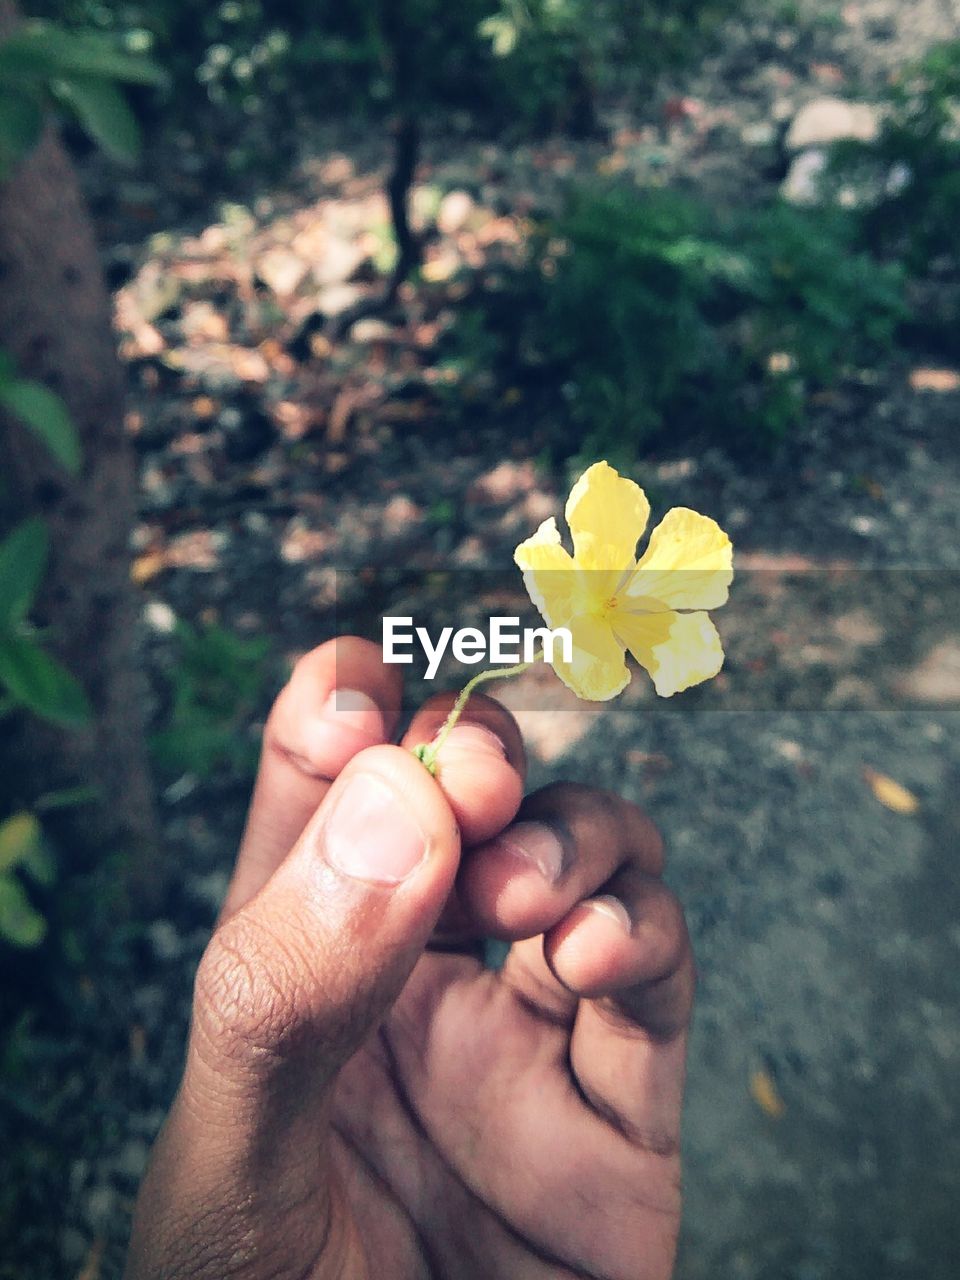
{"left": 320, "top": 688, "right": 384, "bottom": 738}
{"left": 588, "top": 894, "right": 632, "bottom": 933}
{"left": 322, "top": 773, "right": 427, "bottom": 884}
{"left": 438, "top": 723, "right": 507, "bottom": 760}
{"left": 487, "top": 820, "right": 566, "bottom": 882}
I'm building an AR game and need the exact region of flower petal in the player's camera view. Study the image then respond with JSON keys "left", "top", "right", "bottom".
{"left": 514, "top": 517, "right": 579, "bottom": 628}
{"left": 565, "top": 462, "right": 650, "bottom": 575}
{"left": 550, "top": 614, "right": 631, "bottom": 702}
{"left": 624, "top": 507, "right": 733, "bottom": 612}
{"left": 614, "top": 610, "right": 724, "bottom": 698}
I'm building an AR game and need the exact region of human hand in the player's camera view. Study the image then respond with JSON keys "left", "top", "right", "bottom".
{"left": 126, "top": 637, "right": 695, "bottom": 1280}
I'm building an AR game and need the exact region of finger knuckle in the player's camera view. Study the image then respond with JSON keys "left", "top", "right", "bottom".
{"left": 194, "top": 911, "right": 309, "bottom": 1062}
{"left": 651, "top": 888, "right": 689, "bottom": 962}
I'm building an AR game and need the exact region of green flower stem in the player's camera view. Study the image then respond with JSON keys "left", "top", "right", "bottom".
{"left": 413, "top": 660, "right": 534, "bottom": 775}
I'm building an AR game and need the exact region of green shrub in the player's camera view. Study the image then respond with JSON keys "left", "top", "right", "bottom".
{"left": 0, "top": 354, "right": 92, "bottom": 729}
{"left": 0, "top": 812, "right": 54, "bottom": 948}
{"left": 0, "top": 19, "right": 165, "bottom": 174}
{"left": 736, "top": 202, "right": 906, "bottom": 386}
{"left": 150, "top": 619, "right": 270, "bottom": 780}
{"left": 38, "top": 0, "right": 736, "bottom": 143}
{"left": 479, "top": 0, "right": 737, "bottom": 134}
{"left": 828, "top": 38, "right": 960, "bottom": 273}
{"left": 479, "top": 184, "right": 905, "bottom": 460}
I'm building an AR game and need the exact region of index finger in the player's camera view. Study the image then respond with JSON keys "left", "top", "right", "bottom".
{"left": 222, "top": 637, "right": 402, "bottom": 918}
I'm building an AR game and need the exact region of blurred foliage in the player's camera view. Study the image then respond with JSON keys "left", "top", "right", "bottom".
{"left": 34, "top": 0, "right": 736, "bottom": 150}
{"left": 0, "top": 789, "right": 109, "bottom": 1279}
{"left": 0, "top": 516, "right": 93, "bottom": 727}
{"left": 0, "top": 349, "right": 80, "bottom": 473}
{"left": 0, "top": 830, "right": 143, "bottom": 1278}
{"left": 476, "top": 0, "right": 738, "bottom": 135}
{"left": 0, "top": 811, "right": 54, "bottom": 947}
{"left": 0, "top": 17, "right": 166, "bottom": 174}
{"left": 0, "top": 12, "right": 158, "bottom": 726}
{"left": 0, "top": 354, "right": 92, "bottom": 727}
{"left": 451, "top": 185, "right": 905, "bottom": 460}
{"left": 150, "top": 619, "right": 270, "bottom": 780}
{"left": 828, "top": 38, "right": 960, "bottom": 274}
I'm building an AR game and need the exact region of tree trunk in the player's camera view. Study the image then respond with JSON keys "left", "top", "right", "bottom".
{"left": 330, "top": 114, "right": 421, "bottom": 340}
{"left": 384, "top": 114, "right": 421, "bottom": 301}
{"left": 0, "top": 0, "right": 162, "bottom": 907}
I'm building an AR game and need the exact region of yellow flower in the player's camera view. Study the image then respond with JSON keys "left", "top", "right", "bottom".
{"left": 514, "top": 461, "right": 733, "bottom": 700}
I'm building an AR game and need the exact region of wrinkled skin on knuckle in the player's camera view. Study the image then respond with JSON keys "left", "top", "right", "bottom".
{"left": 193, "top": 910, "right": 314, "bottom": 1065}
{"left": 652, "top": 890, "right": 690, "bottom": 969}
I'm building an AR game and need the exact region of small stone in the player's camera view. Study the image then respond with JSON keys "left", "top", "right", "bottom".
{"left": 311, "top": 240, "right": 366, "bottom": 287}
{"left": 469, "top": 460, "right": 536, "bottom": 505}
{"left": 453, "top": 535, "right": 487, "bottom": 567}
{"left": 383, "top": 495, "right": 423, "bottom": 534}
{"left": 771, "top": 97, "right": 796, "bottom": 123}
{"left": 315, "top": 283, "right": 362, "bottom": 315}
{"left": 281, "top": 519, "right": 331, "bottom": 564}
{"left": 785, "top": 97, "right": 880, "bottom": 151}
{"left": 257, "top": 246, "right": 308, "bottom": 297}
{"left": 166, "top": 529, "right": 225, "bottom": 571}
{"left": 849, "top": 514, "right": 878, "bottom": 535}
{"left": 143, "top": 599, "right": 177, "bottom": 633}
{"left": 897, "top": 641, "right": 960, "bottom": 704}
{"left": 832, "top": 609, "right": 883, "bottom": 646}
{"left": 909, "top": 367, "right": 960, "bottom": 393}
{"left": 781, "top": 149, "right": 828, "bottom": 204}
{"left": 741, "top": 122, "right": 777, "bottom": 147}
{"left": 437, "top": 190, "right": 475, "bottom": 235}
{"left": 351, "top": 318, "right": 394, "bottom": 344}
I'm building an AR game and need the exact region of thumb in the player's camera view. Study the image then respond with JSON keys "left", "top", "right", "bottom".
{"left": 190, "top": 744, "right": 461, "bottom": 1111}
{"left": 127, "top": 745, "right": 461, "bottom": 1279}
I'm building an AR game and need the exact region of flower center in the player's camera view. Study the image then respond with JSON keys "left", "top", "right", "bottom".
{"left": 592, "top": 595, "right": 620, "bottom": 623}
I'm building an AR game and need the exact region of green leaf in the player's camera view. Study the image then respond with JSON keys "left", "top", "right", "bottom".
{"left": 0, "top": 633, "right": 92, "bottom": 727}
{"left": 0, "top": 24, "right": 168, "bottom": 88}
{"left": 0, "top": 812, "right": 53, "bottom": 887}
{"left": 0, "top": 87, "right": 44, "bottom": 174}
{"left": 34, "top": 784, "right": 99, "bottom": 813}
{"left": 0, "top": 873, "right": 46, "bottom": 947}
{"left": 0, "top": 518, "right": 49, "bottom": 627}
{"left": 53, "top": 76, "right": 141, "bottom": 162}
{"left": 478, "top": 15, "right": 520, "bottom": 57}
{"left": 0, "top": 812, "right": 42, "bottom": 876}
{"left": 0, "top": 380, "right": 81, "bottom": 474}
{"left": 21, "top": 836, "right": 56, "bottom": 888}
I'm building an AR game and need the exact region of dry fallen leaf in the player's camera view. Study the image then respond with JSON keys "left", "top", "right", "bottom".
{"left": 909, "top": 367, "right": 960, "bottom": 393}
{"left": 131, "top": 551, "right": 165, "bottom": 585}
{"left": 191, "top": 395, "right": 219, "bottom": 420}
{"left": 597, "top": 152, "right": 627, "bottom": 175}
{"left": 750, "top": 1069, "right": 786, "bottom": 1119}
{"left": 864, "top": 767, "right": 920, "bottom": 815}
